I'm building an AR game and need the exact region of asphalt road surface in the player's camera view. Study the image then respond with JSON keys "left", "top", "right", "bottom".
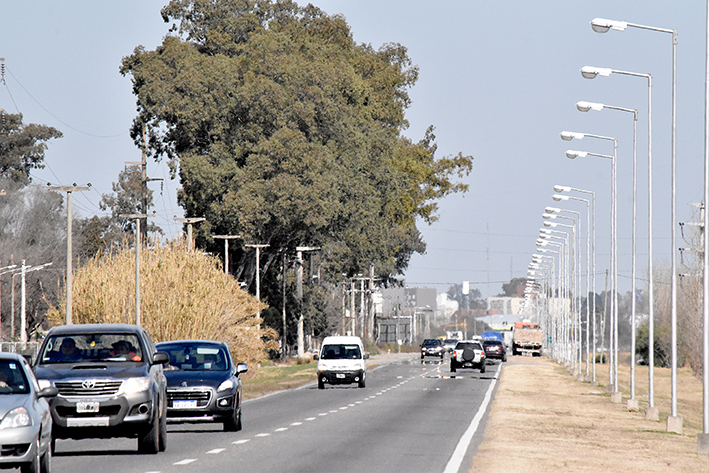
{"left": 53, "top": 356, "right": 500, "bottom": 473}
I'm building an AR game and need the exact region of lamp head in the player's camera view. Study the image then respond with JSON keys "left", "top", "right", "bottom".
{"left": 552, "top": 194, "right": 569, "bottom": 202}
{"left": 554, "top": 185, "right": 571, "bottom": 193}
{"left": 581, "top": 66, "right": 612, "bottom": 79}
{"left": 545, "top": 206, "right": 560, "bottom": 214}
{"left": 591, "top": 18, "right": 627, "bottom": 33}
{"left": 576, "top": 101, "right": 604, "bottom": 112}
{"left": 566, "top": 150, "right": 587, "bottom": 159}
{"left": 543, "top": 221, "right": 554, "bottom": 228}
{"left": 560, "top": 131, "right": 583, "bottom": 141}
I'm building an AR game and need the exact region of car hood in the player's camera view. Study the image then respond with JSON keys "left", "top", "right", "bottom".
{"left": 164, "top": 370, "right": 229, "bottom": 388}
{"left": 0, "top": 394, "right": 34, "bottom": 419}
{"left": 34, "top": 363, "right": 150, "bottom": 380}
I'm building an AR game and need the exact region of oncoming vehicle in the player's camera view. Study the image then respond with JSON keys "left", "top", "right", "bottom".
{"left": 450, "top": 340, "right": 486, "bottom": 373}
{"left": 420, "top": 339, "right": 444, "bottom": 359}
{"left": 155, "top": 340, "right": 248, "bottom": 431}
{"left": 314, "top": 336, "right": 368, "bottom": 389}
{"left": 33, "top": 324, "right": 169, "bottom": 454}
{"left": 442, "top": 339, "right": 458, "bottom": 354}
{"left": 0, "top": 354, "right": 57, "bottom": 473}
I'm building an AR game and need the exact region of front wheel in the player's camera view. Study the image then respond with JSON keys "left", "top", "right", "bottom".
{"left": 358, "top": 376, "right": 366, "bottom": 388}
{"left": 138, "top": 404, "right": 160, "bottom": 454}
{"left": 158, "top": 396, "right": 167, "bottom": 452}
{"left": 39, "top": 442, "right": 51, "bottom": 473}
{"left": 318, "top": 378, "right": 325, "bottom": 390}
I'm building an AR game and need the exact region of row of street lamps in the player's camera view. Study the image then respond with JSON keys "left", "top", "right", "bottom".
{"left": 520, "top": 15, "right": 702, "bottom": 447}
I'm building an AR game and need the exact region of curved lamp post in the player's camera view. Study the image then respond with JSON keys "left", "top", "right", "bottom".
{"left": 591, "top": 15, "right": 679, "bottom": 431}
{"left": 580, "top": 65, "right": 656, "bottom": 416}
{"left": 576, "top": 100, "right": 639, "bottom": 402}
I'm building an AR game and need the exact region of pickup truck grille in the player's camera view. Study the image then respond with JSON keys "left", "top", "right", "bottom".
{"left": 55, "top": 380, "right": 122, "bottom": 396}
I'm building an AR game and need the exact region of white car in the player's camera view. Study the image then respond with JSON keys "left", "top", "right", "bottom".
{"left": 314, "top": 336, "right": 368, "bottom": 389}
{"left": 450, "top": 341, "right": 486, "bottom": 373}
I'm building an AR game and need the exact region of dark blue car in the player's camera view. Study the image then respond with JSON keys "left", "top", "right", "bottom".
{"left": 155, "top": 340, "right": 248, "bottom": 431}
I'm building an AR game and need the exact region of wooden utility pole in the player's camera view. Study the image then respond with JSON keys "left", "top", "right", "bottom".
{"left": 245, "top": 244, "right": 269, "bottom": 326}
{"left": 48, "top": 184, "right": 90, "bottom": 324}
{"left": 173, "top": 217, "right": 206, "bottom": 250}
{"left": 213, "top": 235, "right": 242, "bottom": 274}
{"left": 295, "top": 246, "right": 319, "bottom": 357}
{"left": 120, "top": 213, "right": 155, "bottom": 326}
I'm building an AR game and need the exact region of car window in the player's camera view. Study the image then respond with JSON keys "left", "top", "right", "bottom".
{"left": 455, "top": 342, "right": 482, "bottom": 350}
{"left": 321, "top": 344, "right": 361, "bottom": 359}
{"left": 0, "top": 360, "right": 30, "bottom": 394}
{"left": 159, "top": 344, "right": 229, "bottom": 371}
{"left": 38, "top": 334, "right": 144, "bottom": 363}
{"left": 423, "top": 339, "right": 440, "bottom": 346}
{"left": 484, "top": 340, "right": 503, "bottom": 347}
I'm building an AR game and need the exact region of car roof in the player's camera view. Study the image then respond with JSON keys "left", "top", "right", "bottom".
{"left": 322, "top": 336, "right": 363, "bottom": 345}
{"left": 45, "top": 323, "right": 143, "bottom": 335}
{"left": 156, "top": 340, "right": 228, "bottom": 349}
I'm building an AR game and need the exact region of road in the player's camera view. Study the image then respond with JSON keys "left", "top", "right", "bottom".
{"left": 52, "top": 355, "right": 500, "bottom": 473}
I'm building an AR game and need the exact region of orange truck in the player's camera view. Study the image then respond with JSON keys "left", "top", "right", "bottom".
{"left": 512, "top": 321, "right": 543, "bottom": 356}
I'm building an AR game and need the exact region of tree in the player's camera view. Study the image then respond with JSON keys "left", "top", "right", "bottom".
{"left": 501, "top": 277, "right": 527, "bottom": 297}
{"left": 120, "top": 0, "right": 473, "bottom": 338}
{"left": 0, "top": 112, "right": 62, "bottom": 185}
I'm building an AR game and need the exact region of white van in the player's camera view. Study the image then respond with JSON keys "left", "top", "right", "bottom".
{"left": 313, "top": 336, "right": 368, "bottom": 389}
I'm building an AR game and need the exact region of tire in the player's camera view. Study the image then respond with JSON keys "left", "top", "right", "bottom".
{"left": 50, "top": 437, "right": 56, "bottom": 455}
{"left": 21, "top": 439, "right": 40, "bottom": 473}
{"left": 450, "top": 362, "right": 457, "bottom": 373}
{"left": 158, "top": 395, "right": 167, "bottom": 452}
{"left": 39, "top": 442, "right": 51, "bottom": 473}
{"left": 462, "top": 348, "right": 475, "bottom": 362}
{"left": 358, "top": 376, "right": 366, "bottom": 388}
{"left": 502, "top": 355, "right": 507, "bottom": 363}
{"left": 224, "top": 396, "right": 242, "bottom": 432}
{"left": 138, "top": 403, "right": 160, "bottom": 454}
{"left": 318, "top": 377, "right": 325, "bottom": 390}
{"left": 480, "top": 363, "right": 486, "bottom": 374}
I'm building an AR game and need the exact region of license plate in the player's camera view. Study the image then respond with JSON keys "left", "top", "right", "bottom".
{"left": 336, "top": 373, "right": 345, "bottom": 379}
{"left": 173, "top": 400, "right": 197, "bottom": 409}
{"left": 76, "top": 401, "right": 99, "bottom": 413}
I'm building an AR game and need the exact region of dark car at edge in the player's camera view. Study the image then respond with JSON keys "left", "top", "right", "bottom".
{"left": 482, "top": 339, "right": 507, "bottom": 362}
{"left": 155, "top": 340, "right": 248, "bottom": 431}
{"left": 33, "top": 323, "right": 169, "bottom": 454}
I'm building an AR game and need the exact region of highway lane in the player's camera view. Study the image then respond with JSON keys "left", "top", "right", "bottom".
{"left": 52, "top": 356, "right": 500, "bottom": 473}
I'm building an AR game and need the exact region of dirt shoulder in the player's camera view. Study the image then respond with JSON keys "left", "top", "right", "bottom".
{"left": 470, "top": 356, "right": 709, "bottom": 472}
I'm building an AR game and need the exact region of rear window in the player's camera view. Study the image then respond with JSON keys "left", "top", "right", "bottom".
{"left": 483, "top": 340, "right": 503, "bottom": 347}
{"left": 455, "top": 342, "right": 482, "bottom": 350}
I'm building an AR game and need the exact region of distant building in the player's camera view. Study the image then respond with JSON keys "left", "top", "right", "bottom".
{"left": 487, "top": 296, "right": 523, "bottom": 315}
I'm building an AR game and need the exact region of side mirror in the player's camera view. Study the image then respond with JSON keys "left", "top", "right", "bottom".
{"left": 313, "top": 354, "right": 319, "bottom": 361}
{"left": 153, "top": 352, "right": 170, "bottom": 366}
{"left": 38, "top": 387, "right": 58, "bottom": 399}
{"left": 235, "top": 363, "right": 248, "bottom": 375}
{"left": 364, "top": 354, "right": 370, "bottom": 360}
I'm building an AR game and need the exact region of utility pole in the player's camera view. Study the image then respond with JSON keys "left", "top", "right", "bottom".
{"left": 17, "top": 260, "right": 52, "bottom": 344}
{"left": 0, "top": 264, "right": 17, "bottom": 341}
{"left": 282, "top": 252, "right": 287, "bottom": 362}
{"left": 174, "top": 217, "right": 206, "bottom": 251}
{"left": 120, "top": 213, "right": 155, "bottom": 326}
{"left": 245, "top": 244, "right": 269, "bottom": 326}
{"left": 48, "top": 184, "right": 90, "bottom": 324}
{"left": 295, "top": 246, "right": 320, "bottom": 357}
{"left": 213, "top": 235, "right": 241, "bottom": 274}
{"left": 126, "top": 126, "right": 162, "bottom": 243}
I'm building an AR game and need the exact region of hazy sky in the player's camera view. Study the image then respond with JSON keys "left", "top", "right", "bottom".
{"left": 1, "top": 1, "right": 706, "bottom": 298}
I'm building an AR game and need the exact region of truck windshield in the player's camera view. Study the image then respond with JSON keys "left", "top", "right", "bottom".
{"left": 321, "top": 344, "right": 361, "bottom": 360}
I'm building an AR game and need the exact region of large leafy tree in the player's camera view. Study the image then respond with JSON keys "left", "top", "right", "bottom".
{"left": 0, "top": 112, "right": 62, "bottom": 185}
{"left": 120, "top": 0, "right": 473, "bottom": 322}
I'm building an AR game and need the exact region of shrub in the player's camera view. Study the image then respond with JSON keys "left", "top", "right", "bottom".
{"left": 46, "top": 239, "right": 278, "bottom": 370}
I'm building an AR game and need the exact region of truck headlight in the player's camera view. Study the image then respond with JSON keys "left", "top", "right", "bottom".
{"left": 122, "top": 377, "right": 150, "bottom": 394}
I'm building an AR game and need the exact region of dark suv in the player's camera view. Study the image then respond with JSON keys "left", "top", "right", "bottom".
{"left": 33, "top": 324, "right": 169, "bottom": 454}
{"left": 420, "top": 339, "right": 444, "bottom": 360}
{"left": 482, "top": 339, "right": 507, "bottom": 362}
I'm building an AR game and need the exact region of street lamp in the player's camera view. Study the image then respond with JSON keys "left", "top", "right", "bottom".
{"left": 580, "top": 64, "right": 656, "bottom": 417}
{"left": 555, "top": 186, "right": 596, "bottom": 381}
{"left": 591, "top": 15, "right": 679, "bottom": 432}
{"left": 576, "top": 100, "right": 639, "bottom": 403}
{"left": 564, "top": 143, "right": 618, "bottom": 391}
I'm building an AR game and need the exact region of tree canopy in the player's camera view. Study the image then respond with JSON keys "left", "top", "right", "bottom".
{"left": 120, "top": 0, "right": 473, "bottom": 291}
{"left": 0, "top": 112, "right": 62, "bottom": 185}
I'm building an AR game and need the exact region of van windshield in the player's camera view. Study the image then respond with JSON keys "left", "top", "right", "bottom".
{"left": 321, "top": 344, "right": 361, "bottom": 360}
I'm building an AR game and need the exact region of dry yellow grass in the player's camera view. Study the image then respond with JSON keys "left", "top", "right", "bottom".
{"left": 46, "top": 239, "right": 277, "bottom": 369}
{"left": 471, "top": 356, "right": 709, "bottom": 472}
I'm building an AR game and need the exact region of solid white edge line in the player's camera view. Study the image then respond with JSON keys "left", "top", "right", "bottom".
{"left": 442, "top": 363, "right": 500, "bottom": 473}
